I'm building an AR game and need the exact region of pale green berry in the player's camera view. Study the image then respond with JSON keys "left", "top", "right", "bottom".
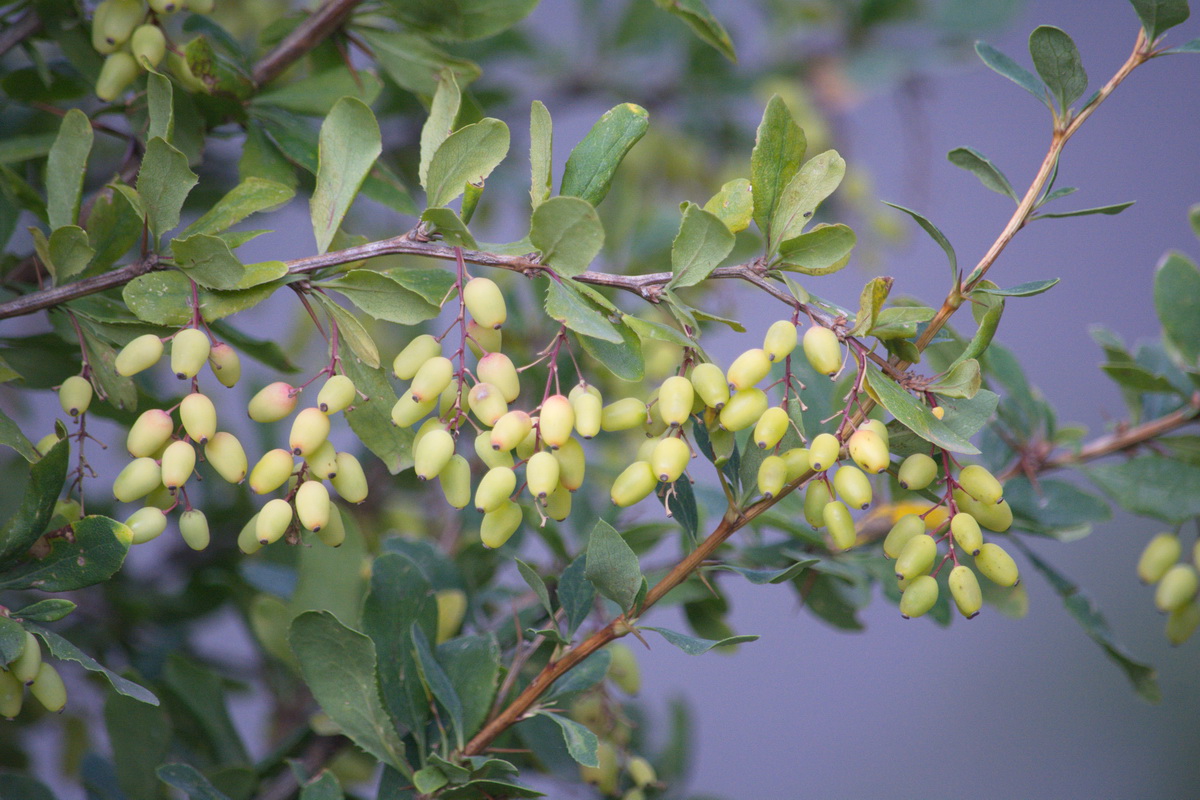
{"left": 10, "top": 632, "right": 41, "bottom": 685}
{"left": 832, "top": 465, "right": 872, "bottom": 510}
{"left": 651, "top": 437, "right": 690, "bottom": 483}
{"left": 580, "top": 742, "right": 619, "bottom": 795}
{"left": 1138, "top": 533, "right": 1182, "bottom": 584}
{"left": 304, "top": 439, "right": 338, "bottom": 481}
{"left": 185, "top": 0, "right": 215, "bottom": 14}
{"left": 545, "top": 485, "right": 572, "bottom": 520}
{"left": 757, "top": 455, "right": 787, "bottom": 499}
{"left": 295, "top": 480, "right": 331, "bottom": 532}
{"left": 883, "top": 514, "right": 925, "bottom": 559}
{"left": 113, "top": 457, "right": 161, "bottom": 503}
{"left": 130, "top": 23, "right": 165, "bottom": 67}
{"left": 393, "top": 334, "right": 441, "bottom": 380}
{"left": 466, "top": 320, "right": 501, "bottom": 356}
{"left": 35, "top": 433, "right": 62, "bottom": 458}
{"left": 657, "top": 376, "right": 694, "bottom": 427}
{"left": 607, "top": 643, "right": 641, "bottom": 695}
{"left": 1155, "top": 564, "right": 1198, "bottom": 613}
{"left": 895, "top": 534, "right": 937, "bottom": 582}
{"left": 690, "top": 362, "right": 729, "bottom": 409}
{"left": 480, "top": 500, "right": 522, "bottom": 548}
{"left": 539, "top": 395, "right": 575, "bottom": 449}
{"left": 249, "top": 449, "right": 294, "bottom": 494}
{"left": 475, "top": 430, "right": 514, "bottom": 469}
{"left": 861, "top": 418, "right": 889, "bottom": 447}
{"left": 237, "top": 514, "right": 262, "bottom": 554}
{"left": 204, "top": 432, "right": 247, "bottom": 484}
{"left": 553, "top": 437, "right": 586, "bottom": 491}
{"left": 96, "top": 51, "right": 139, "bottom": 101}
{"left": 126, "top": 506, "right": 168, "bottom": 545}
{"left": 802, "top": 325, "right": 842, "bottom": 377}
{"left": 391, "top": 393, "right": 436, "bottom": 427}
{"left": 754, "top": 406, "right": 789, "bottom": 449}
{"left": 803, "top": 480, "right": 832, "bottom": 528}
{"left": 178, "top": 509, "right": 210, "bottom": 551}
{"left": 897, "top": 453, "right": 938, "bottom": 491}
{"left": 248, "top": 382, "right": 297, "bottom": 423}
{"left": 414, "top": 429, "right": 455, "bottom": 481}
{"left": 435, "top": 589, "right": 467, "bottom": 644}
{"left": 316, "top": 503, "right": 346, "bottom": 548}
{"left": 570, "top": 384, "right": 603, "bottom": 438}
{"left": 952, "top": 489, "right": 1013, "bottom": 532}
{"left": 160, "top": 440, "right": 196, "bottom": 491}
{"left": 948, "top": 565, "right": 983, "bottom": 619}
{"left": 491, "top": 410, "right": 533, "bottom": 452}
{"left": 92, "top": 0, "right": 146, "bottom": 54}
{"left": 115, "top": 334, "right": 164, "bottom": 376}
{"left": 477, "top": 467, "right": 517, "bottom": 513}
{"left": 179, "top": 392, "right": 217, "bottom": 444}
{"left": 974, "top": 542, "right": 1019, "bottom": 587}
{"left": 726, "top": 348, "right": 771, "bottom": 391}
{"left": 463, "top": 277, "right": 506, "bottom": 329}
{"left": 763, "top": 320, "right": 798, "bottom": 362}
{"left": 611, "top": 461, "right": 657, "bottom": 507}
{"left": 289, "top": 407, "right": 330, "bottom": 457}
{"left": 1166, "top": 600, "right": 1200, "bottom": 645}
{"left": 256, "top": 498, "right": 293, "bottom": 545}
{"left": 171, "top": 328, "right": 211, "bottom": 380}
{"left": 0, "top": 669, "right": 23, "bottom": 718}
{"left": 439, "top": 454, "right": 472, "bottom": 509}
{"left": 823, "top": 500, "right": 856, "bottom": 550}
{"left": 468, "top": 382, "right": 507, "bottom": 426}
{"left": 127, "top": 409, "right": 173, "bottom": 457}
{"left": 950, "top": 512, "right": 983, "bottom": 556}
{"left": 602, "top": 397, "right": 647, "bottom": 431}
{"left": 526, "top": 451, "right": 560, "bottom": 501}
{"left": 478, "top": 353, "right": 520, "bottom": 403}
{"left": 959, "top": 464, "right": 1004, "bottom": 505}
{"left": 410, "top": 357, "right": 454, "bottom": 404}
{"left": 149, "top": 0, "right": 181, "bottom": 13}
{"left": 847, "top": 429, "right": 888, "bottom": 474}
{"left": 30, "top": 662, "right": 67, "bottom": 713}
{"left": 59, "top": 375, "right": 92, "bottom": 417}
{"left": 718, "top": 388, "right": 768, "bottom": 432}
{"left": 807, "top": 433, "right": 840, "bottom": 472}
{"left": 899, "top": 575, "right": 939, "bottom": 619}
{"left": 782, "top": 447, "right": 810, "bottom": 482}
{"left": 317, "top": 375, "right": 356, "bottom": 414}
{"left": 208, "top": 342, "right": 241, "bottom": 387}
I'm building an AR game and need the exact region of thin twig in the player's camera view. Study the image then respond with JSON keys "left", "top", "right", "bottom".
{"left": 0, "top": 9, "right": 42, "bottom": 59}
{"left": 252, "top": 0, "right": 365, "bottom": 87}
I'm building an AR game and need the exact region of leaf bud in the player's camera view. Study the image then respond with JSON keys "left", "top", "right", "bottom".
{"left": 802, "top": 325, "right": 842, "bottom": 377}
{"left": 249, "top": 449, "right": 294, "bottom": 494}
{"left": 763, "top": 319, "right": 798, "bottom": 361}
{"left": 160, "top": 439, "right": 196, "bottom": 491}
{"left": 115, "top": 333, "right": 164, "bottom": 376}
{"left": 897, "top": 453, "right": 938, "bottom": 490}
{"left": 959, "top": 464, "right": 1004, "bottom": 505}
{"left": 392, "top": 334, "right": 442, "bottom": 380}
{"left": 539, "top": 394, "right": 575, "bottom": 449}
{"left": 204, "top": 431, "right": 247, "bottom": 484}
{"left": 656, "top": 376, "right": 694, "bottom": 427}
{"left": 757, "top": 455, "right": 787, "bottom": 499}
{"left": 610, "top": 461, "right": 657, "bottom": 507}
{"left": 58, "top": 375, "right": 93, "bottom": 417}
{"left": 170, "top": 328, "right": 211, "bottom": 380}
{"left": 948, "top": 565, "right": 983, "bottom": 619}
{"left": 413, "top": 428, "right": 455, "bottom": 481}
{"left": 807, "top": 432, "right": 840, "bottom": 472}
{"left": 248, "top": 382, "right": 298, "bottom": 423}
{"left": 208, "top": 342, "right": 241, "bottom": 386}
{"left": 480, "top": 500, "right": 522, "bottom": 548}
{"left": 823, "top": 500, "right": 856, "bottom": 550}
{"left": 179, "top": 392, "right": 217, "bottom": 444}
{"left": 726, "top": 348, "right": 771, "bottom": 391}
{"left": 718, "top": 388, "right": 768, "bottom": 432}
{"left": 847, "top": 428, "right": 889, "bottom": 474}
{"left": 256, "top": 498, "right": 293, "bottom": 545}
{"left": 178, "top": 508, "right": 210, "bottom": 551}
{"left": 30, "top": 662, "right": 67, "bottom": 713}
{"left": 754, "top": 406, "right": 789, "bottom": 449}
{"left": 289, "top": 407, "right": 330, "bottom": 457}
{"left": 651, "top": 436, "right": 690, "bottom": 483}
{"left": 553, "top": 437, "right": 586, "bottom": 491}
{"left": 463, "top": 276, "right": 506, "bottom": 329}
{"left": 435, "top": 589, "right": 468, "bottom": 644}
{"left": 974, "top": 542, "right": 1020, "bottom": 587}
{"left": 601, "top": 397, "right": 647, "bottom": 431}
{"left": 127, "top": 409, "right": 174, "bottom": 457}
{"left": 126, "top": 506, "right": 168, "bottom": 545}
{"left": 439, "top": 454, "right": 472, "bottom": 509}
{"left": 468, "top": 382, "right": 508, "bottom": 426}
{"left": 832, "top": 465, "right": 872, "bottom": 510}
{"left": 895, "top": 534, "right": 937, "bottom": 581}
{"left": 899, "top": 575, "right": 939, "bottom": 619}
{"left": 478, "top": 353, "right": 520, "bottom": 403}
{"left": 113, "top": 457, "right": 162, "bottom": 503}
{"left": 1155, "top": 564, "right": 1199, "bottom": 613}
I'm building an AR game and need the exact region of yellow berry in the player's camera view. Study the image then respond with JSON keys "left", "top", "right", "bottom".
{"left": 475, "top": 430, "right": 514, "bottom": 469}
{"left": 754, "top": 406, "right": 789, "bottom": 450}
{"left": 409, "top": 356, "right": 454, "bottom": 403}
{"left": 92, "top": 0, "right": 146, "bottom": 54}
{"left": 476, "top": 466, "right": 516, "bottom": 513}
{"left": 463, "top": 277, "right": 506, "bottom": 329}
{"left": 439, "top": 454, "right": 472, "bottom": 509}
{"left": 204, "top": 431, "right": 247, "bottom": 484}
{"left": 607, "top": 643, "right": 641, "bottom": 695}
{"left": 763, "top": 319, "right": 798, "bottom": 362}
{"left": 948, "top": 565, "right": 983, "bottom": 619}
{"left": 602, "top": 397, "right": 647, "bottom": 431}
{"left": 651, "top": 437, "right": 690, "bottom": 483}
{"left": 898, "top": 453, "right": 938, "bottom": 491}
{"left": 160, "top": 439, "right": 196, "bottom": 491}
{"left": 580, "top": 742, "right": 619, "bottom": 795}
{"left": 208, "top": 342, "right": 241, "bottom": 387}
{"left": 391, "top": 393, "right": 436, "bottom": 427}
{"left": 526, "top": 451, "right": 561, "bottom": 501}
{"left": 823, "top": 500, "right": 856, "bottom": 550}
{"left": 931, "top": 406, "right": 946, "bottom": 420}
{"left": 1138, "top": 534, "right": 1182, "bottom": 584}
{"left": 883, "top": 514, "right": 925, "bottom": 558}
{"left": 58, "top": 375, "right": 92, "bottom": 417}
{"left": 782, "top": 447, "right": 810, "bottom": 482}
{"left": 803, "top": 480, "right": 832, "bottom": 528}
{"left": 611, "top": 461, "right": 658, "bottom": 507}
{"left": 256, "top": 498, "right": 293, "bottom": 545}
{"left": 317, "top": 375, "right": 356, "bottom": 414}
{"left": 126, "top": 506, "right": 168, "bottom": 545}
{"left": 295, "top": 480, "right": 331, "bottom": 532}
{"left": 690, "top": 363, "right": 730, "bottom": 409}
{"left": 481, "top": 500, "right": 522, "bottom": 548}
{"left": 289, "top": 407, "right": 330, "bottom": 457}
{"left": 435, "top": 589, "right": 468, "bottom": 644}
{"left": 393, "top": 334, "right": 442, "bottom": 380}
{"left": 115, "top": 334, "right": 164, "bottom": 376}
{"left": 477, "top": 353, "right": 520, "bottom": 403}
{"left": 553, "top": 437, "right": 587, "bottom": 491}
{"left": 237, "top": 514, "right": 262, "bottom": 554}
{"left": 974, "top": 542, "right": 1019, "bottom": 587}
{"left": 1166, "top": 601, "right": 1200, "bottom": 645}
{"left": 718, "top": 388, "right": 768, "bottom": 432}
{"left": 899, "top": 575, "right": 939, "bottom": 619}
{"left": 468, "top": 382, "right": 507, "bottom": 426}
{"left": 862, "top": 418, "right": 889, "bottom": 447}
{"left": 757, "top": 455, "right": 787, "bottom": 499}
{"left": 178, "top": 508, "right": 210, "bottom": 551}
{"left": 317, "top": 503, "right": 346, "bottom": 548}
{"left": 952, "top": 489, "right": 1013, "bottom": 532}
{"left": 950, "top": 512, "right": 983, "bottom": 556}
{"left": 628, "top": 756, "right": 656, "bottom": 789}
{"left": 170, "top": 328, "right": 211, "bottom": 380}
{"left": 10, "top": 632, "right": 42, "bottom": 685}
{"left": 959, "top": 464, "right": 1004, "bottom": 505}
{"left": 127, "top": 409, "right": 173, "bottom": 457}
{"left": 895, "top": 534, "right": 937, "bottom": 582}
{"left": 35, "top": 433, "right": 62, "bottom": 458}
{"left": 249, "top": 449, "right": 294, "bottom": 494}
{"left": 656, "top": 376, "right": 694, "bottom": 427}
{"left": 30, "top": 662, "right": 67, "bottom": 713}
{"left": 1155, "top": 564, "right": 1198, "bottom": 613}
{"left": 130, "top": 23, "right": 165, "bottom": 67}
{"left": 539, "top": 395, "right": 575, "bottom": 449}
{"left": 802, "top": 325, "right": 842, "bottom": 377}
{"left": 847, "top": 428, "right": 889, "bottom": 474}
{"left": 545, "top": 485, "right": 572, "bottom": 520}
{"left": 113, "top": 457, "right": 162, "bottom": 503}
{"left": 491, "top": 410, "right": 533, "bottom": 452}
{"left": 466, "top": 320, "right": 502, "bottom": 356}
{"left": 248, "top": 382, "right": 298, "bottom": 423}
{"left": 807, "top": 432, "right": 839, "bottom": 472}
{"left": 571, "top": 391, "right": 602, "bottom": 439}
{"left": 832, "top": 465, "right": 872, "bottom": 510}
{"left": 304, "top": 439, "right": 339, "bottom": 481}
{"left": 726, "top": 348, "right": 771, "bottom": 391}
{"left": 179, "top": 392, "right": 217, "bottom": 444}
{"left": 413, "top": 428, "right": 455, "bottom": 481}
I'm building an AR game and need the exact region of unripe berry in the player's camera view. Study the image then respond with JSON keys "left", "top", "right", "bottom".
{"left": 718, "top": 388, "right": 768, "bottom": 432}
{"left": 515, "top": 427, "right": 539, "bottom": 461}
{"left": 474, "top": 430, "right": 514, "bottom": 469}
{"left": 526, "top": 451, "right": 560, "bottom": 500}
{"left": 466, "top": 320, "right": 502, "bottom": 356}
{"left": 491, "top": 410, "right": 532, "bottom": 452}
{"left": 409, "top": 357, "right": 454, "bottom": 403}
{"left": 10, "top": 632, "right": 41, "bottom": 685}
{"left": 611, "top": 461, "right": 657, "bottom": 507}
{"left": 179, "top": 392, "right": 216, "bottom": 444}
{"left": 1166, "top": 601, "right": 1200, "bottom": 645}
{"left": 651, "top": 437, "right": 690, "bottom": 483}
{"left": 657, "top": 376, "right": 694, "bottom": 427}
{"left": 895, "top": 534, "right": 937, "bottom": 582}
{"left": 126, "top": 506, "right": 168, "bottom": 544}
{"left": 757, "top": 455, "right": 787, "bottom": 499}
{"left": 1137, "top": 534, "right": 1182, "bottom": 584}
{"left": 833, "top": 465, "right": 872, "bottom": 510}
{"left": 468, "top": 382, "right": 507, "bottom": 426}
{"left": 581, "top": 742, "right": 619, "bottom": 795}
{"left": 59, "top": 375, "right": 92, "bottom": 417}
{"left": 186, "top": 0, "right": 215, "bottom": 12}
{"left": 414, "top": 429, "right": 455, "bottom": 481}
{"left": 393, "top": 334, "right": 442, "bottom": 380}
{"left": 92, "top": 0, "right": 144, "bottom": 54}
{"left": 847, "top": 429, "right": 888, "bottom": 474}
{"left": 602, "top": 397, "right": 647, "bottom": 431}
{"left": 208, "top": 342, "right": 241, "bottom": 387}
{"left": 171, "top": 328, "right": 211, "bottom": 380}
{"left": 862, "top": 418, "right": 889, "bottom": 447}
{"left": 295, "top": 480, "right": 331, "bottom": 532}
{"left": 35, "top": 433, "right": 61, "bottom": 458}
{"left": 438, "top": 380, "right": 467, "bottom": 418}
{"left": 116, "top": 334, "right": 164, "bottom": 376}
{"left": 959, "top": 464, "right": 1004, "bottom": 505}
{"left": 545, "top": 485, "right": 572, "bottom": 520}
{"left": 900, "top": 575, "right": 939, "bottom": 619}
{"left": 807, "top": 432, "right": 840, "bottom": 472}
{"left": 690, "top": 363, "right": 729, "bottom": 409}
{"left": 554, "top": 437, "right": 586, "bottom": 491}
{"left": 708, "top": 425, "right": 735, "bottom": 466}
{"left": 883, "top": 514, "right": 925, "bottom": 559}
{"left": 160, "top": 440, "right": 196, "bottom": 491}
{"left": 782, "top": 447, "right": 810, "bottom": 482}
{"left": 237, "top": 514, "right": 261, "bottom": 554}
{"left": 726, "top": 348, "right": 771, "bottom": 391}
{"left": 250, "top": 449, "right": 294, "bottom": 494}
{"left": 636, "top": 437, "right": 658, "bottom": 462}
{"left": 478, "top": 353, "right": 520, "bottom": 403}
{"left": 114, "top": 457, "right": 162, "bottom": 502}
{"left": 317, "top": 375, "right": 355, "bottom": 414}
{"left": 175, "top": 508, "right": 210, "bottom": 551}
{"left": 802, "top": 325, "right": 842, "bottom": 377}
{"left": 127, "top": 409, "right": 174, "bottom": 458}
{"left": 1155, "top": 564, "right": 1198, "bottom": 613}
{"left": 414, "top": 417, "right": 450, "bottom": 455}
{"left": 303, "top": 439, "right": 338, "bottom": 481}
{"left": 950, "top": 512, "right": 983, "bottom": 556}
{"left": 248, "top": 382, "right": 297, "bottom": 423}
{"left": 974, "top": 542, "right": 1019, "bottom": 587}
{"left": 256, "top": 498, "right": 293, "bottom": 545}
{"left": 30, "top": 662, "right": 67, "bottom": 713}
{"left": 0, "top": 669, "right": 23, "bottom": 718}
{"left": 149, "top": 0, "right": 180, "bottom": 13}
{"left": 289, "top": 407, "right": 330, "bottom": 457}
{"left": 898, "top": 453, "right": 938, "bottom": 491}
{"left": 763, "top": 319, "right": 798, "bottom": 362}
{"left": 754, "top": 406, "right": 789, "bottom": 449}
{"left": 476, "top": 467, "right": 517, "bottom": 513}
{"left": 628, "top": 756, "right": 656, "bottom": 789}
{"left": 439, "top": 454, "right": 472, "bottom": 509}
{"left": 571, "top": 391, "right": 602, "bottom": 439}
{"left": 317, "top": 503, "right": 346, "bottom": 548}
{"left": 463, "top": 277, "right": 506, "bottom": 329}
{"left": 144, "top": 485, "right": 175, "bottom": 511}
{"left": 203, "top": 431, "right": 247, "bottom": 484}
{"left": 948, "top": 565, "right": 983, "bottom": 619}
{"left": 435, "top": 589, "right": 468, "bottom": 644}
{"left": 952, "top": 489, "right": 1013, "bottom": 532}
{"left": 130, "top": 23, "right": 165, "bottom": 67}
{"left": 539, "top": 395, "right": 575, "bottom": 449}
{"left": 642, "top": 406, "right": 668, "bottom": 438}
{"left": 481, "top": 500, "right": 522, "bottom": 548}
{"left": 607, "top": 643, "right": 641, "bottom": 695}
{"left": 803, "top": 480, "right": 832, "bottom": 527}
{"left": 391, "top": 393, "right": 436, "bottom": 427}
{"left": 823, "top": 500, "right": 856, "bottom": 550}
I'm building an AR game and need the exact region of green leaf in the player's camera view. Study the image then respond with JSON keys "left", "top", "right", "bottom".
{"left": 1154, "top": 252, "right": 1200, "bottom": 365}
{"left": 253, "top": 68, "right": 382, "bottom": 116}
{"left": 652, "top": 0, "right": 736, "bottom": 61}
{"left": 576, "top": 324, "right": 644, "bottom": 382}
{"left": 413, "top": 767, "right": 448, "bottom": 796}
{"left": 162, "top": 655, "right": 250, "bottom": 767}
{"left": 11, "top": 599, "right": 76, "bottom": 623}
{"left": 667, "top": 202, "right": 735, "bottom": 288}
{"left": 710, "top": 561, "right": 818, "bottom": 585}
{"left": 622, "top": 315, "right": 692, "bottom": 350}
{"left": 529, "top": 100, "right": 553, "bottom": 211}
{"left": 324, "top": 270, "right": 440, "bottom": 325}
{"left": 515, "top": 559, "right": 554, "bottom": 619}
{"left": 382, "top": 0, "right": 539, "bottom": 41}
{"left": 106, "top": 689, "right": 172, "bottom": 800}
{"left": 171, "top": 234, "right": 245, "bottom": 290}
{"left": 1129, "top": 0, "right": 1190, "bottom": 41}
{"left": 560, "top": 103, "right": 649, "bottom": 207}
{"left": 123, "top": 271, "right": 282, "bottom": 326}
{"left": 751, "top": 95, "right": 807, "bottom": 244}
{"left": 947, "top": 146, "right": 1017, "bottom": 201}
{"left": 1004, "top": 477, "right": 1111, "bottom": 540}
{"left": 865, "top": 367, "right": 980, "bottom": 454}
{"left": 156, "top": 764, "right": 232, "bottom": 800}
{"left": 928, "top": 358, "right": 982, "bottom": 400}
{"left": 1101, "top": 363, "right": 1179, "bottom": 394}
{"left": 46, "top": 109, "right": 93, "bottom": 230}
{"left": 47, "top": 225, "right": 95, "bottom": 283}
{"left": 1086, "top": 454, "right": 1200, "bottom": 524}
{"left": 768, "top": 150, "right": 845, "bottom": 253}
{"left": 419, "top": 70, "right": 462, "bottom": 190}
{"left": 544, "top": 279, "right": 621, "bottom": 343}
{"left": 1034, "top": 201, "right": 1134, "bottom": 219}
{"left": 776, "top": 223, "right": 856, "bottom": 275}
{"left": 440, "top": 780, "right": 543, "bottom": 799}
{"left": 0, "top": 774, "right": 57, "bottom": 800}
{"left": 359, "top": 29, "right": 481, "bottom": 98}
{"left": 974, "top": 278, "right": 1060, "bottom": 297}
{"left": 299, "top": 771, "right": 343, "bottom": 800}
{"left": 1017, "top": 543, "right": 1159, "bottom": 702}
{"left": 951, "top": 286, "right": 1004, "bottom": 369}
{"left": 311, "top": 97, "right": 382, "bottom": 255}
{"left": 535, "top": 711, "right": 599, "bottom": 768}
{"left": 437, "top": 635, "right": 500, "bottom": 738}
{"left": 1160, "top": 37, "right": 1200, "bottom": 54}
{"left": 0, "top": 437, "right": 68, "bottom": 562}
{"left": 703, "top": 178, "right": 753, "bottom": 233}
{"left": 146, "top": 70, "right": 174, "bottom": 143}
{"left": 0, "top": 407, "right": 36, "bottom": 462}
{"left": 882, "top": 201, "right": 957, "bottom": 279}
{"left": 640, "top": 626, "right": 759, "bottom": 655}
{"left": 411, "top": 623, "right": 466, "bottom": 750}
{"left": 1029, "top": 25, "right": 1088, "bottom": 112}
{"left": 137, "top": 138, "right": 198, "bottom": 239}
{"left": 0, "top": 516, "right": 132, "bottom": 593}
{"left": 530, "top": 196, "right": 605, "bottom": 277}
{"left": 584, "top": 520, "right": 643, "bottom": 613}
{"left": 340, "top": 357, "right": 412, "bottom": 474}
{"left": 289, "top": 610, "right": 409, "bottom": 771}
{"left": 0, "top": 617, "right": 24, "bottom": 666}
{"left": 87, "top": 187, "right": 143, "bottom": 273}
{"left": 869, "top": 306, "right": 935, "bottom": 339}
{"left": 974, "top": 41, "right": 1050, "bottom": 107}
{"left": 420, "top": 207, "right": 478, "bottom": 248}
{"left": 26, "top": 624, "right": 158, "bottom": 705}
{"left": 182, "top": 178, "right": 294, "bottom": 238}
{"left": 558, "top": 555, "right": 596, "bottom": 637}
{"left": 848, "top": 276, "right": 892, "bottom": 336}
{"left": 426, "top": 119, "right": 510, "bottom": 209}
{"left": 0, "top": 133, "right": 56, "bottom": 166}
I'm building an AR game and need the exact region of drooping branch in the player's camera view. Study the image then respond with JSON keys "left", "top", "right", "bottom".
{"left": 251, "top": 0, "right": 365, "bottom": 87}
{"left": 0, "top": 9, "right": 42, "bottom": 58}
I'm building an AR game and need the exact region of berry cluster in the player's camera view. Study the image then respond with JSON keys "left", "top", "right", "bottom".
{"left": 90, "top": 0, "right": 215, "bottom": 102}
{"left": 1137, "top": 533, "right": 1200, "bottom": 644}
{"left": 0, "top": 633, "right": 65, "bottom": 719}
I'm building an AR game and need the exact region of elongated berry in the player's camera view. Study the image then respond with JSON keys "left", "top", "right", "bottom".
{"left": 657, "top": 376, "right": 694, "bottom": 427}
{"left": 10, "top": 632, "right": 41, "bottom": 685}
{"left": 581, "top": 742, "right": 619, "bottom": 795}
{"left": 959, "top": 464, "right": 1003, "bottom": 505}
{"left": 1155, "top": 564, "right": 1198, "bottom": 613}
{"left": 116, "top": 334, "right": 164, "bottom": 376}
{"left": 35, "top": 434, "right": 61, "bottom": 458}
{"left": 898, "top": 453, "right": 938, "bottom": 491}
{"left": 176, "top": 508, "right": 210, "bottom": 551}
{"left": 96, "top": 50, "right": 139, "bottom": 100}
{"left": 862, "top": 418, "right": 890, "bottom": 446}
{"left": 1138, "top": 533, "right": 1182, "bottom": 584}
{"left": 256, "top": 498, "right": 293, "bottom": 545}
{"left": 974, "top": 542, "right": 1019, "bottom": 587}
{"left": 726, "top": 348, "right": 771, "bottom": 391}
{"left": 491, "top": 411, "right": 532, "bottom": 452}
{"left": 719, "top": 388, "right": 768, "bottom": 432}
{"left": 248, "top": 382, "right": 297, "bottom": 423}
{"left": 304, "top": 439, "right": 338, "bottom": 481}
{"left": 948, "top": 565, "right": 982, "bottom": 619}
{"left": 0, "top": 669, "right": 22, "bottom": 719}
{"left": 883, "top": 514, "right": 925, "bottom": 558}
{"left": 628, "top": 756, "right": 656, "bottom": 789}
{"left": 250, "top": 449, "right": 294, "bottom": 494}
{"left": 803, "top": 480, "right": 832, "bottom": 527}
{"left": 126, "top": 506, "right": 168, "bottom": 544}
{"left": 92, "top": 0, "right": 145, "bottom": 54}
{"left": 758, "top": 455, "right": 787, "bottom": 499}
{"left": 317, "top": 375, "right": 355, "bottom": 414}
{"left": 833, "top": 465, "right": 872, "bottom": 510}
{"left": 114, "top": 457, "right": 162, "bottom": 502}
{"left": 438, "top": 380, "right": 467, "bottom": 418}
{"left": 478, "top": 353, "right": 520, "bottom": 403}
{"left": 824, "top": 500, "right": 856, "bottom": 550}
{"left": 474, "top": 430, "right": 514, "bottom": 469}
{"left": 414, "top": 429, "right": 455, "bottom": 481}
{"left": 539, "top": 395, "right": 575, "bottom": 449}
{"left": 317, "top": 504, "right": 346, "bottom": 548}
{"left": 391, "top": 393, "right": 436, "bottom": 427}
{"left": 895, "top": 534, "right": 937, "bottom": 581}
{"left": 803, "top": 326, "right": 842, "bottom": 377}
{"left": 900, "top": 575, "right": 939, "bottom": 619}
{"left": 410, "top": 357, "right": 454, "bottom": 403}
{"left": 763, "top": 320, "right": 798, "bottom": 362}
{"left": 808, "top": 432, "right": 839, "bottom": 472}
{"left": 161, "top": 440, "right": 196, "bottom": 491}
{"left": 435, "top": 589, "right": 468, "bottom": 644}
{"left": 476, "top": 466, "right": 516, "bottom": 513}
{"left": 204, "top": 432, "right": 247, "bottom": 484}
{"left": 847, "top": 429, "right": 888, "bottom": 474}
{"left": 463, "top": 277, "right": 506, "bottom": 329}
{"left": 608, "top": 643, "right": 641, "bottom": 695}
{"left": 468, "top": 382, "right": 507, "bottom": 426}
{"left": 237, "top": 514, "right": 262, "bottom": 554}
{"left": 127, "top": 409, "right": 173, "bottom": 457}
{"left": 289, "top": 407, "right": 330, "bottom": 457}
{"left": 952, "top": 489, "right": 1013, "bottom": 532}
{"left": 611, "top": 461, "right": 657, "bottom": 507}
{"left": 171, "top": 329, "right": 210, "bottom": 380}
{"left": 149, "top": 0, "right": 180, "bottom": 12}
{"left": 30, "top": 663, "right": 66, "bottom": 713}
{"left": 439, "top": 454, "right": 471, "bottom": 509}
{"left": 526, "top": 451, "right": 560, "bottom": 500}
{"left": 208, "top": 342, "right": 241, "bottom": 387}
{"left": 554, "top": 437, "right": 586, "bottom": 490}
{"left": 295, "top": 480, "right": 331, "bottom": 532}
{"left": 179, "top": 392, "right": 216, "bottom": 443}
{"left": 754, "top": 406, "right": 789, "bottom": 449}
{"left": 782, "top": 447, "right": 810, "bottom": 482}
{"left": 130, "top": 23, "right": 165, "bottom": 67}
{"left": 642, "top": 405, "right": 668, "bottom": 438}
{"left": 571, "top": 392, "right": 602, "bottom": 440}
{"left": 481, "top": 500, "right": 522, "bottom": 548}
{"left": 651, "top": 437, "right": 690, "bottom": 483}
{"left": 602, "top": 397, "right": 647, "bottom": 431}
{"left": 466, "top": 320, "right": 502, "bottom": 356}
{"left": 1166, "top": 601, "right": 1200, "bottom": 645}
{"left": 545, "top": 485, "right": 572, "bottom": 520}
{"left": 393, "top": 334, "right": 442, "bottom": 380}
{"left": 59, "top": 375, "right": 92, "bottom": 417}
{"left": 950, "top": 512, "right": 982, "bottom": 556}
